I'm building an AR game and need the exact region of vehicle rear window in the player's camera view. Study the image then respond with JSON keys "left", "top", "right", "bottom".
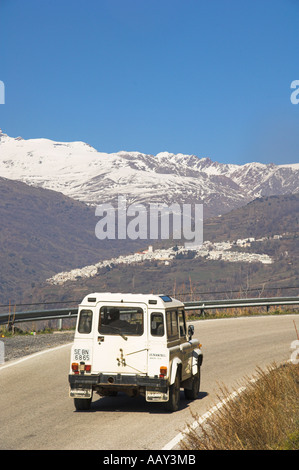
{"left": 99, "top": 306, "right": 143, "bottom": 336}
{"left": 78, "top": 309, "right": 93, "bottom": 334}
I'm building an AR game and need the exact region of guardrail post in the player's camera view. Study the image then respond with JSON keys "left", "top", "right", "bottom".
{"left": 0, "top": 340, "right": 4, "bottom": 364}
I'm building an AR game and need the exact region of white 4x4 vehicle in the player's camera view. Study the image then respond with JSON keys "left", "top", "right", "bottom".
{"left": 69, "top": 293, "right": 203, "bottom": 412}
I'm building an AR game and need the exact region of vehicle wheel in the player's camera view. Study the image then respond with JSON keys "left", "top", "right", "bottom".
{"left": 74, "top": 397, "right": 92, "bottom": 411}
{"left": 184, "top": 366, "right": 201, "bottom": 400}
{"left": 165, "top": 373, "right": 180, "bottom": 412}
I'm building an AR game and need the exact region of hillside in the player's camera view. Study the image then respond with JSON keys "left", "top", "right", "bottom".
{"left": 204, "top": 193, "right": 299, "bottom": 241}
{"left": 0, "top": 177, "right": 145, "bottom": 304}
{"left": 18, "top": 194, "right": 299, "bottom": 308}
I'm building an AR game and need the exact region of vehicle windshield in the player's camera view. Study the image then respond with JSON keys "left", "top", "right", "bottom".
{"left": 99, "top": 306, "right": 143, "bottom": 337}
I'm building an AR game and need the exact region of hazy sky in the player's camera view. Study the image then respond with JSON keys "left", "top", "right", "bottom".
{"left": 0, "top": 0, "right": 298, "bottom": 165}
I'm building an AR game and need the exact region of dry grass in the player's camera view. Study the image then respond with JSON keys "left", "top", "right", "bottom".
{"left": 180, "top": 362, "right": 299, "bottom": 450}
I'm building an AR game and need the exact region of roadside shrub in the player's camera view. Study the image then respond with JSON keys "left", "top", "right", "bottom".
{"left": 180, "top": 362, "right": 299, "bottom": 450}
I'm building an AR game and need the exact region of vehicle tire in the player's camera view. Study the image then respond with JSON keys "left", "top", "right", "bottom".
{"left": 165, "top": 372, "right": 180, "bottom": 412}
{"left": 184, "top": 366, "right": 201, "bottom": 400}
{"left": 74, "top": 397, "right": 92, "bottom": 411}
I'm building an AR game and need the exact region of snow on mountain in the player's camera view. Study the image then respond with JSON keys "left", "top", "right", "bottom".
{"left": 0, "top": 129, "right": 298, "bottom": 218}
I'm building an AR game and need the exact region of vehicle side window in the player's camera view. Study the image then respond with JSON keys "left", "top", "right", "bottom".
{"left": 166, "top": 309, "right": 178, "bottom": 340}
{"left": 178, "top": 309, "right": 186, "bottom": 337}
{"left": 78, "top": 309, "right": 93, "bottom": 334}
{"left": 151, "top": 312, "right": 164, "bottom": 336}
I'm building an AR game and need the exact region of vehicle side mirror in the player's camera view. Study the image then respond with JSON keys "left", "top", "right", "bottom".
{"left": 188, "top": 325, "right": 194, "bottom": 340}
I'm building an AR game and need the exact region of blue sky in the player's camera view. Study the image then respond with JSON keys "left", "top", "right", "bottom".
{"left": 0, "top": 0, "right": 298, "bottom": 165}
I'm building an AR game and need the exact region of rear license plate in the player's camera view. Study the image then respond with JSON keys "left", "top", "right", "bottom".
{"left": 73, "top": 348, "right": 90, "bottom": 361}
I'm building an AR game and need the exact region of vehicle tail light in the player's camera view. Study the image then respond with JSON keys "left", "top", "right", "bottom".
{"left": 159, "top": 366, "right": 167, "bottom": 378}
{"left": 72, "top": 362, "right": 91, "bottom": 374}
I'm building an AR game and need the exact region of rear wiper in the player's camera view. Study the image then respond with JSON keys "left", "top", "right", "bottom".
{"left": 107, "top": 326, "right": 128, "bottom": 340}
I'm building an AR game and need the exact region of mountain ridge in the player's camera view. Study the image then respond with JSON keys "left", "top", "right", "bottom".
{"left": 0, "top": 129, "right": 298, "bottom": 219}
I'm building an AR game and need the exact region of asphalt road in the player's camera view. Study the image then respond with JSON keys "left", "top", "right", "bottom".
{"left": 0, "top": 314, "right": 298, "bottom": 450}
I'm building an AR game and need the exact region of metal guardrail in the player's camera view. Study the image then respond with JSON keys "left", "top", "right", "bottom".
{"left": 0, "top": 308, "right": 78, "bottom": 326}
{"left": 184, "top": 296, "right": 299, "bottom": 313}
{"left": 0, "top": 296, "right": 298, "bottom": 327}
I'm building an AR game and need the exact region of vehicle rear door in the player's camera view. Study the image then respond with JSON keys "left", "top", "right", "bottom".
{"left": 92, "top": 302, "right": 148, "bottom": 375}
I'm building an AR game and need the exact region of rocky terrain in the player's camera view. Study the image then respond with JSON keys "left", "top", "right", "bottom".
{"left": 1, "top": 331, "right": 74, "bottom": 363}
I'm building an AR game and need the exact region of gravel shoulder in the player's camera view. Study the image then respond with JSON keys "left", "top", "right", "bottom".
{"left": 1, "top": 331, "right": 75, "bottom": 363}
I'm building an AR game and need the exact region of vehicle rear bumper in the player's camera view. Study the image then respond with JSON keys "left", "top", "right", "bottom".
{"left": 69, "top": 373, "right": 169, "bottom": 392}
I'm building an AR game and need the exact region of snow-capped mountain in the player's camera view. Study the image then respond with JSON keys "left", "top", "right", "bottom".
{"left": 0, "top": 129, "right": 298, "bottom": 218}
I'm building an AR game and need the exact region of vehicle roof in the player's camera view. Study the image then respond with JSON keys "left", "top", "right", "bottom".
{"left": 80, "top": 292, "right": 184, "bottom": 308}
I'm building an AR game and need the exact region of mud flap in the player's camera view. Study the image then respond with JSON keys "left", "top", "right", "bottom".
{"left": 146, "top": 390, "right": 169, "bottom": 402}
{"left": 69, "top": 388, "right": 92, "bottom": 399}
